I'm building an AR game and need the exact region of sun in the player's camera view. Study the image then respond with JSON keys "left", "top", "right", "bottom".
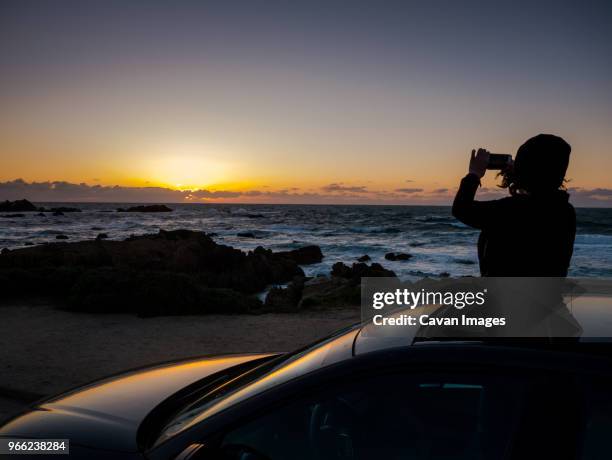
{"left": 143, "top": 144, "right": 230, "bottom": 190}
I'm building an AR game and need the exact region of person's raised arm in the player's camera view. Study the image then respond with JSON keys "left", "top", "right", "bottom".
{"left": 452, "top": 148, "right": 493, "bottom": 229}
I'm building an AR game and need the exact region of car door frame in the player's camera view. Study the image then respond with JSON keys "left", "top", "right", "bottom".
{"left": 146, "top": 344, "right": 612, "bottom": 460}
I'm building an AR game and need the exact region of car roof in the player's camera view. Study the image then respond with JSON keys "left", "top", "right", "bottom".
{"left": 353, "top": 293, "right": 612, "bottom": 357}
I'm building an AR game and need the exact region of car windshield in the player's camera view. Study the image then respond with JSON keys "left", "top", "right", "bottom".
{"left": 155, "top": 324, "right": 359, "bottom": 446}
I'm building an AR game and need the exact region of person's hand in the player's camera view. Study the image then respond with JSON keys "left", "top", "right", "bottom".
{"left": 469, "top": 148, "right": 489, "bottom": 178}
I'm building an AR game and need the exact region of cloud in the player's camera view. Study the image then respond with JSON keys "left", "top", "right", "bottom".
{"left": 0, "top": 179, "right": 188, "bottom": 202}
{"left": 570, "top": 187, "right": 612, "bottom": 197}
{"left": 0, "top": 179, "right": 366, "bottom": 204}
{"left": 2, "top": 179, "right": 610, "bottom": 207}
{"left": 394, "top": 187, "right": 424, "bottom": 194}
{"left": 567, "top": 187, "right": 612, "bottom": 207}
{"left": 321, "top": 183, "right": 368, "bottom": 193}
{"left": 188, "top": 189, "right": 242, "bottom": 199}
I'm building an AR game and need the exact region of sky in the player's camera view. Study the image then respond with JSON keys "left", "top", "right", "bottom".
{"left": 1, "top": 0, "right": 611, "bottom": 205}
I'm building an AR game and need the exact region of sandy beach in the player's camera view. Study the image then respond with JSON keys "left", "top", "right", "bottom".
{"left": 0, "top": 302, "right": 360, "bottom": 421}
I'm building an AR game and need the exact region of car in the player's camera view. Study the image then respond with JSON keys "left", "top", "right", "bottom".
{"left": 2, "top": 294, "right": 612, "bottom": 460}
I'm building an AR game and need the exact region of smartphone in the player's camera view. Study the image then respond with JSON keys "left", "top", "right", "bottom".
{"left": 487, "top": 153, "right": 512, "bottom": 170}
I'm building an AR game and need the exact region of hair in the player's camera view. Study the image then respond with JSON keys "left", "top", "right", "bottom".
{"left": 499, "top": 134, "right": 571, "bottom": 196}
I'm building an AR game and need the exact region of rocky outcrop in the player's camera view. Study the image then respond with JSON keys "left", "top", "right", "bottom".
{"left": 0, "top": 228, "right": 402, "bottom": 315}
{"left": 67, "top": 268, "right": 262, "bottom": 316}
{"left": 117, "top": 205, "right": 172, "bottom": 212}
{"left": 331, "top": 262, "right": 396, "bottom": 283}
{"left": 357, "top": 255, "right": 371, "bottom": 262}
{"left": 0, "top": 230, "right": 306, "bottom": 292}
{"left": 280, "top": 262, "right": 397, "bottom": 310}
{"left": 264, "top": 277, "right": 305, "bottom": 312}
{"left": 0, "top": 230, "right": 317, "bottom": 316}
{"left": 384, "top": 252, "right": 412, "bottom": 261}
{"left": 299, "top": 276, "right": 360, "bottom": 309}
{"left": 275, "top": 245, "right": 323, "bottom": 265}
{"left": 0, "top": 199, "right": 37, "bottom": 212}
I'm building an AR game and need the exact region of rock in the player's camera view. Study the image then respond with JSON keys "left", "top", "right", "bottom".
{"left": 0, "top": 214, "right": 25, "bottom": 218}
{"left": 24, "top": 242, "right": 34, "bottom": 246}
{"left": 55, "top": 234, "right": 69, "bottom": 240}
{"left": 1, "top": 248, "right": 9, "bottom": 255}
{"left": 0, "top": 199, "right": 37, "bottom": 212}
{"left": 439, "top": 272, "right": 451, "bottom": 278}
{"left": 357, "top": 255, "right": 371, "bottom": 262}
{"left": 264, "top": 277, "right": 305, "bottom": 312}
{"left": 67, "top": 268, "right": 263, "bottom": 317}
{"left": 299, "top": 276, "right": 360, "bottom": 309}
{"left": 52, "top": 211, "right": 65, "bottom": 216}
{"left": 0, "top": 229, "right": 306, "bottom": 314}
{"left": 454, "top": 258, "right": 476, "bottom": 265}
{"left": 117, "top": 205, "right": 172, "bottom": 212}
{"left": 331, "top": 262, "right": 396, "bottom": 284}
{"left": 91, "top": 226, "right": 103, "bottom": 231}
{"left": 237, "top": 232, "right": 257, "bottom": 238}
{"left": 385, "top": 252, "right": 412, "bottom": 261}
{"left": 0, "top": 266, "right": 84, "bottom": 297}
{"left": 95, "top": 233, "right": 109, "bottom": 240}
{"left": 37, "top": 213, "right": 45, "bottom": 217}
{"left": 275, "top": 245, "right": 323, "bottom": 265}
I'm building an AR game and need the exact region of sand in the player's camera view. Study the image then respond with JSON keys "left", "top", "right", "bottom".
{"left": 0, "top": 302, "right": 360, "bottom": 402}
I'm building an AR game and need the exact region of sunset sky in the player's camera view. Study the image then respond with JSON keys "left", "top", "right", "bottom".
{"left": 1, "top": 0, "right": 611, "bottom": 205}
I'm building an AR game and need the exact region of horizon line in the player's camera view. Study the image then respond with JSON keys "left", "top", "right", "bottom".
{"left": 5, "top": 200, "right": 612, "bottom": 209}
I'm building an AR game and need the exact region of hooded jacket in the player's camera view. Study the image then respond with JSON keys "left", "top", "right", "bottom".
{"left": 452, "top": 173, "right": 576, "bottom": 277}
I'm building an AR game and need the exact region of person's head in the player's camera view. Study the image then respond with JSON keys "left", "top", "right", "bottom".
{"left": 500, "top": 134, "right": 571, "bottom": 195}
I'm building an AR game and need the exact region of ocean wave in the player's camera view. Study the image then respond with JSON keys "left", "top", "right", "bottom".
{"left": 414, "top": 215, "right": 454, "bottom": 223}
{"left": 453, "top": 258, "right": 477, "bottom": 265}
{"left": 346, "top": 226, "right": 404, "bottom": 234}
{"left": 574, "top": 234, "right": 612, "bottom": 245}
{"left": 1, "top": 203, "right": 611, "bottom": 278}
{"left": 576, "top": 222, "right": 612, "bottom": 235}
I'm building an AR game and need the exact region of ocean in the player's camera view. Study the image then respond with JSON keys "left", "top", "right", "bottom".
{"left": 1, "top": 203, "right": 611, "bottom": 279}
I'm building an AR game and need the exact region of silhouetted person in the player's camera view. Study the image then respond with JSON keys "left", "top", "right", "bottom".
{"left": 452, "top": 134, "right": 575, "bottom": 277}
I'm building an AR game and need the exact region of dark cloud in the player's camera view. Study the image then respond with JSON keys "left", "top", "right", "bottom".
{"left": 321, "top": 183, "right": 368, "bottom": 193}
{"left": 2, "top": 179, "right": 610, "bottom": 207}
{"left": 567, "top": 187, "right": 612, "bottom": 207}
{"left": 0, "top": 179, "right": 187, "bottom": 202}
{"left": 394, "top": 187, "right": 424, "bottom": 194}
{"left": 188, "top": 189, "right": 242, "bottom": 199}
{"left": 570, "top": 187, "right": 612, "bottom": 197}
{"left": 0, "top": 179, "right": 364, "bottom": 204}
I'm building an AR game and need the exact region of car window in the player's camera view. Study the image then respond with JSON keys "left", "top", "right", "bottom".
{"left": 218, "top": 371, "right": 529, "bottom": 460}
